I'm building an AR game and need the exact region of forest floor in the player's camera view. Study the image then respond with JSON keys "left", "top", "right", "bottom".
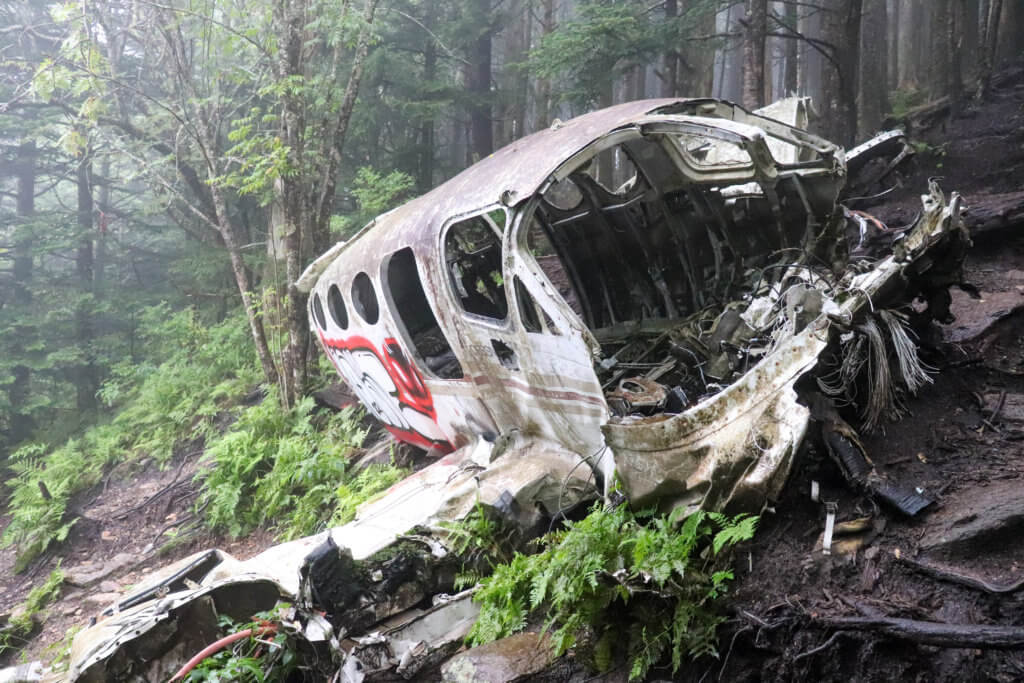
{"left": 4, "top": 65, "right": 1024, "bottom": 681}
{"left": 0, "top": 438, "right": 279, "bottom": 666}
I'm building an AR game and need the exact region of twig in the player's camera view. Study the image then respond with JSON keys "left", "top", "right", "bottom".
{"left": 897, "top": 556, "right": 1024, "bottom": 594}
{"left": 989, "top": 390, "right": 1007, "bottom": 424}
{"left": 718, "top": 625, "right": 751, "bottom": 680}
{"left": 740, "top": 609, "right": 771, "bottom": 627}
{"left": 151, "top": 514, "right": 196, "bottom": 545}
{"left": 112, "top": 456, "right": 192, "bottom": 520}
{"left": 793, "top": 632, "right": 843, "bottom": 662}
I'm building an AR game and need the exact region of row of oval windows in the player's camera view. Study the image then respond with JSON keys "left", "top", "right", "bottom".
{"left": 311, "top": 271, "right": 379, "bottom": 331}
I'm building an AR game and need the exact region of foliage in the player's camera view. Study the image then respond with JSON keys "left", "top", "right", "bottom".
{"left": 526, "top": 0, "right": 715, "bottom": 109}
{"left": 329, "top": 166, "right": 416, "bottom": 239}
{"left": 2, "top": 308, "right": 259, "bottom": 570}
{"left": 0, "top": 565, "right": 64, "bottom": 656}
{"left": 442, "top": 500, "right": 520, "bottom": 590}
{"left": 468, "top": 505, "right": 757, "bottom": 681}
{"left": 887, "top": 87, "right": 929, "bottom": 119}
{"left": 198, "top": 391, "right": 404, "bottom": 540}
{"left": 185, "top": 608, "right": 300, "bottom": 683}
{"left": 44, "top": 625, "right": 82, "bottom": 674}
{"left": 326, "top": 462, "right": 408, "bottom": 528}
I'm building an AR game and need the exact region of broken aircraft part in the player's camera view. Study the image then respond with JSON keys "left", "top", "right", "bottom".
{"left": 301, "top": 96, "right": 966, "bottom": 515}
{"left": 57, "top": 97, "right": 969, "bottom": 681}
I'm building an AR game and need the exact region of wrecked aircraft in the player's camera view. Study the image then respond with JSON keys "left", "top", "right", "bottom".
{"left": 53, "top": 97, "right": 969, "bottom": 682}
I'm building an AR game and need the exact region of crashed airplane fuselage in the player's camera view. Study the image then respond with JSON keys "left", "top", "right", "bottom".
{"left": 59, "top": 98, "right": 968, "bottom": 682}
{"left": 300, "top": 97, "right": 962, "bottom": 513}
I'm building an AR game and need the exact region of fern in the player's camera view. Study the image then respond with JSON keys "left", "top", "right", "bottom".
{"left": 196, "top": 391, "right": 405, "bottom": 540}
{"left": 2, "top": 308, "right": 260, "bottom": 570}
{"left": 468, "top": 504, "right": 757, "bottom": 681}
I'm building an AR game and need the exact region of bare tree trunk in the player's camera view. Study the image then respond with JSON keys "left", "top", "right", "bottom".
{"left": 419, "top": 13, "right": 437, "bottom": 190}
{"left": 693, "top": 2, "right": 717, "bottom": 95}
{"left": 720, "top": 1, "right": 745, "bottom": 101}
{"left": 742, "top": 0, "right": 767, "bottom": 108}
{"left": 931, "top": 0, "right": 951, "bottom": 97}
{"left": 312, "top": 0, "right": 381, "bottom": 255}
{"left": 949, "top": 0, "right": 965, "bottom": 118}
{"left": 859, "top": 0, "right": 888, "bottom": 136}
{"left": 820, "top": 0, "right": 862, "bottom": 145}
{"left": 466, "top": 0, "right": 494, "bottom": 161}
{"left": 897, "top": 0, "right": 918, "bottom": 88}
{"left": 995, "top": 0, "right": 1023, "bottom": 64}
{"left": 95, "top": 157, "right": 109, "bottom": 301}
{"left": 274, "top": 0, "right": 309, "bottom": 407}
{"left": 663, "top": 0, "right": 679, "bottom": 97}
{"left": 888, "top": 0, "right": 899, "bottom": 89}
{"left": 976, "top": 0, "right": 1003, "bottom": 99}
{"left": 783, "top": 0, "right": 798, "bottom": 95}
{"left": 511, "top": 0, "right": 530, "bottom": 138}
{"left": 75, "top": 151, "right": 98, "bottom": 416}
{"left": 535, "top": 0, "right": 555, "bottom": 128}
{"left": 8, "top": 142, "right": 37, "bottom": 445}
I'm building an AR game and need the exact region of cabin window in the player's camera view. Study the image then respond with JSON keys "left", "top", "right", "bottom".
{"left": 677, "top": 133, "right": 752, "bottom": 170}
{"left": 311, "top": 293, "right": 327, "bottom": 330}
{"left": 385, "top": 248, "right": 464, "bottom": 380}
{"left": 351, "top": 272, "right": 379, "bottom": 324}
{"left": 327, "top": 284, "right": 348, "bottom": 329}
{"left": 444, "top": 212, "right": 508, "bottom": 321}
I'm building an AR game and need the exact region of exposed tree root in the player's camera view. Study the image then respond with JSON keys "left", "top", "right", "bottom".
{"left": 813, "top": 615, "right": 1024, "bottom": 649}
{"left": 897, "top": 556, "right": 1024, "bottom": 594}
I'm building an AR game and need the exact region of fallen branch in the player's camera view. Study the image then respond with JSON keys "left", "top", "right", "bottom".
{"left": 897, "top": 556, "right": 1024, "bottom": 594}
{"left": 814, "top": 615, "right": 1024, "bottom": 648}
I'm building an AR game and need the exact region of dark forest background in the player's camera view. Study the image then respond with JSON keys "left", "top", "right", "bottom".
{"left": 0, "top": 0, "right": 1021, "bottom": 464}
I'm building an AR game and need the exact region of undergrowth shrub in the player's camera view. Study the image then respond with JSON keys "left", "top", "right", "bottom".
{"left": 2, "top": 307, "right": 259, "bottom": 570}
{"left": 468, "top": 504, "right": 757, "bottom": 681}
{"left": 0, "top": 565, "right": 63, "bottom": 655}
{"left": 198, "top": 392, "right": 405, "bottom": 540}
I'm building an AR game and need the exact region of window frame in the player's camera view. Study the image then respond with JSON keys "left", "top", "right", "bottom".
{"left": 380, "top": 245, "right": 465, "bottom": 381}
{"left": 439, "top": 205, "right": 513, "bottom": 330}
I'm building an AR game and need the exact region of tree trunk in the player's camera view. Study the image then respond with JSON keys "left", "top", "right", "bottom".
{"left": 718, "top": 1, "right": 745, "bottom": 101}
{"left": 274, "top": 0, "right": 309, "bottom": 407}
{"left": 75, "top": 151, "right": 98, "bottom": 416}
{"left": 859, "top": 0, "right": 889, "bottom": 137}
{"left": 311, "top": 0, "right": 381, "bottom": 257}
{"left": 8, "top": 142, "right": 37, "bottom": 445}
{"left": 931, "top": 0, "right": 951, "bottom": 97}
{"left": 662, "top": 0, "right": 679, "bottom": 97}
{"left": 535, "top": 0, "right": 555, "bottom": 128}
{"left": 419, "top": 23, "right": 437, "bottom": 191}
{"left": 887, "top": 0, "right": 899, "bottom": 90}
{"left": 995, "top": 0, "right": 1023, "bottom": 64}
{"left": 949, "top": 0, "right": 965, "bottom": 118}
{"left": 820, "top": 0, "right": 862, "bottom": 146}
{"left": 741, "top": 0, "right": 767, "bottom": 109}
{"left": 976, "top": 0, "right": 1002, "bottom": 99}
{"left": 783, "top": 0, "right": 798, "bottom": 96}
{"left": 467, "top": 0, "right": 494, "bottom": 161}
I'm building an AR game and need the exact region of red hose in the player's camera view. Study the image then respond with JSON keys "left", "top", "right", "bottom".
{"left": 169, "top": 624, "right": 278, "bottom": 681}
